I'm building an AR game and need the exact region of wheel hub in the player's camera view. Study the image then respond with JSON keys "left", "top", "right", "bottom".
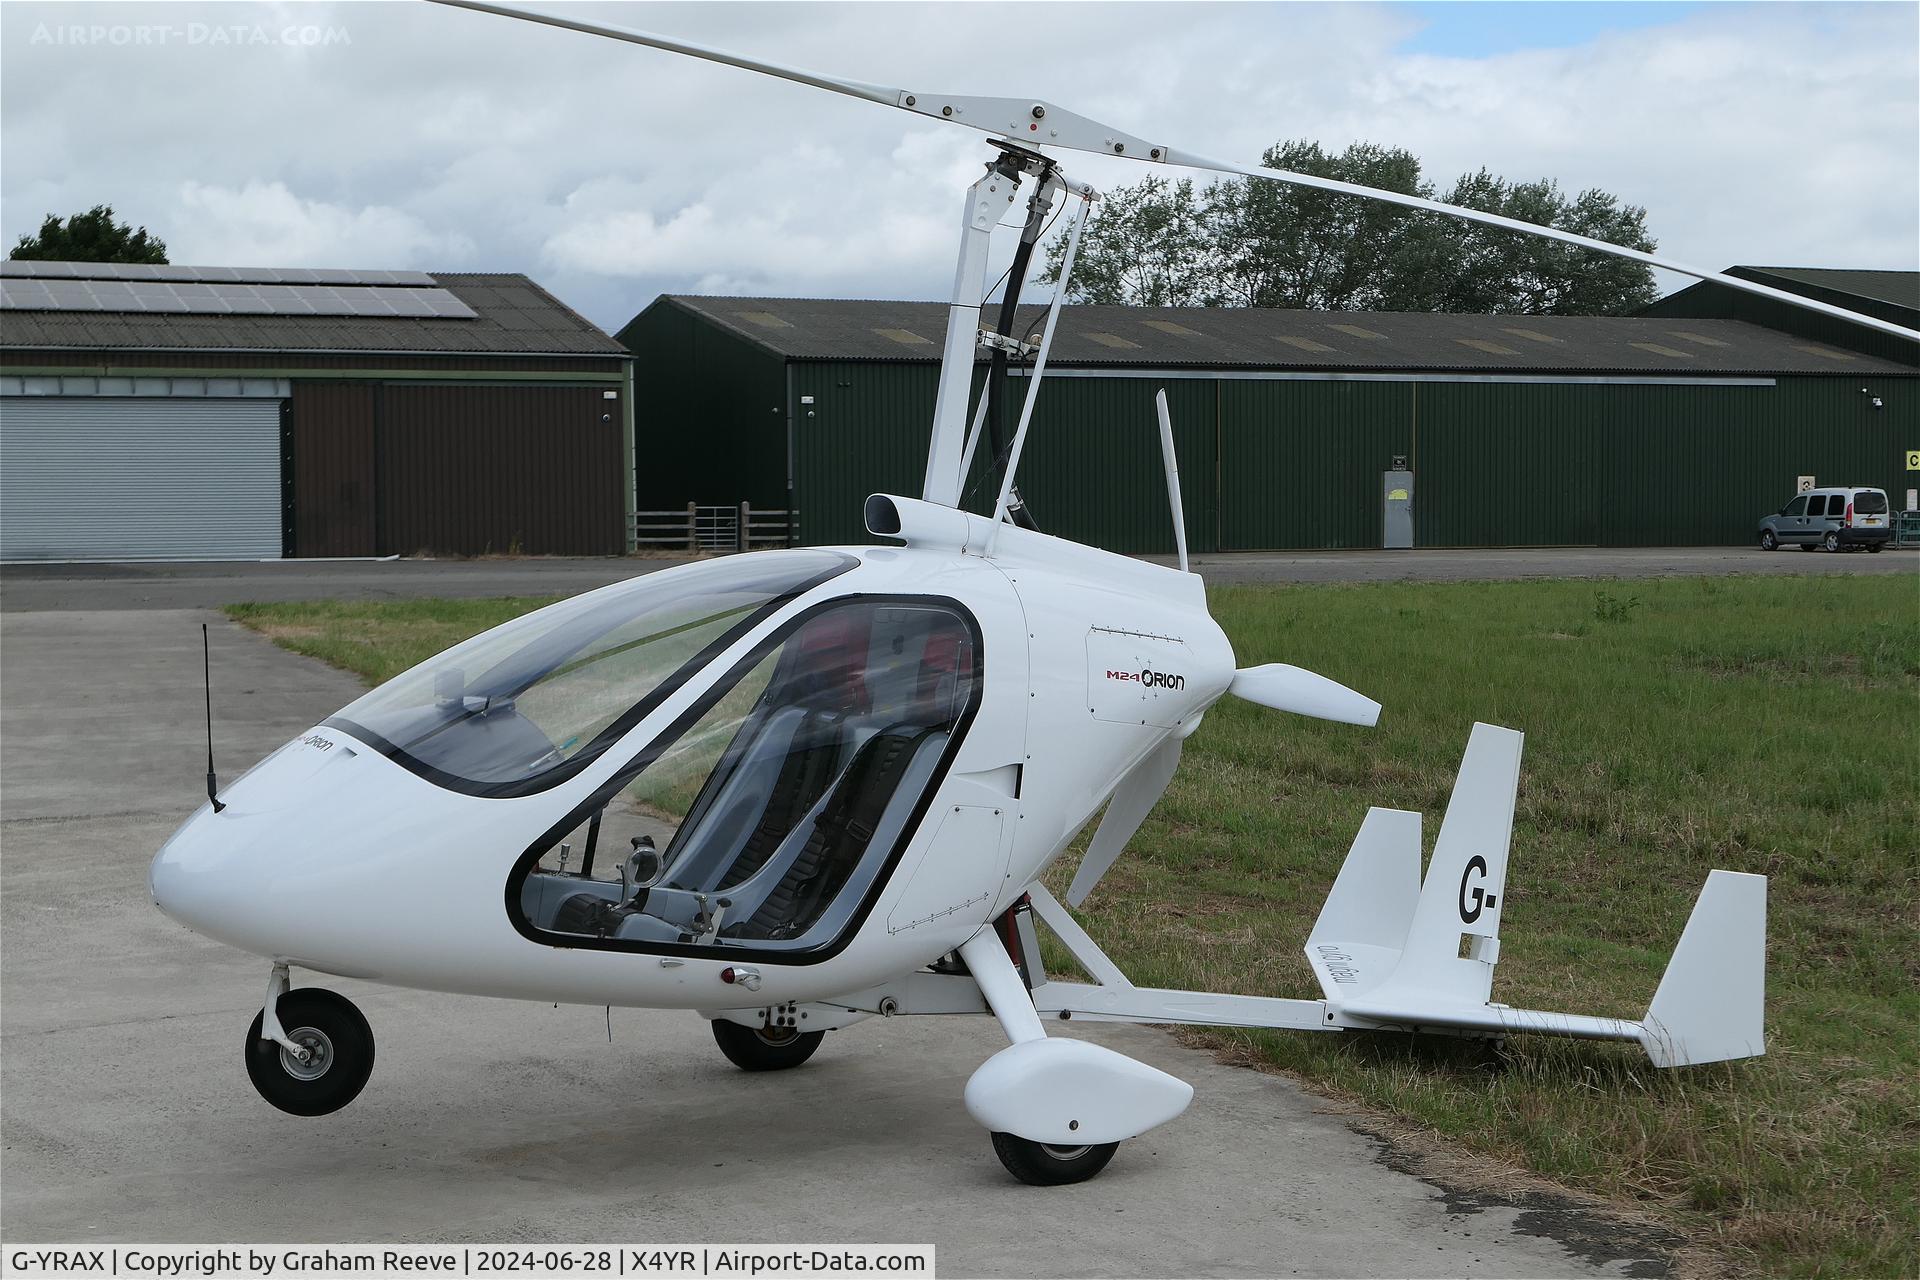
{"left": 280, "top": 1026, "right": 334, "bottom": 1081}
{"left": 1040, "top": 1144, "right": 1091, "bottom": 1160}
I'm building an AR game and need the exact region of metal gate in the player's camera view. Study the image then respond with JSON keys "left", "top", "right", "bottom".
{"left": 0, "top": 397, "right": 284, "bottom": 561}
{"left": 632, "top": 503, "right": 796, "bottom": 552}
{"left": 693, "top": 504, "right": 738, "bottom": 551}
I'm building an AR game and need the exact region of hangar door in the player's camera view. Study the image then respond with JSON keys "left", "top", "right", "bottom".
{"left": 0, "top": 398, "right": 284, "bottom": 561}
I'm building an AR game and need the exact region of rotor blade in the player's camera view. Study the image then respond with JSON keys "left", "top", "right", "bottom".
{"left": 426, "top": 0, "right": 901, "bottom": 104}
{"left": 431, "top": 0, "right": 1920, "bottom": 345}
{"left": 1231, "top": 664, "right": 1381, "bottom": 727}
{"left": 1068, "top": 737, "right": 1182, "bottom": 908}
{"left": 1166, "top": 150, "right": 1920, "bottom": 344}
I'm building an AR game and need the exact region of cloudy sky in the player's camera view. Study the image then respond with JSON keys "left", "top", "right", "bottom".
{"left": 3, "top": 1, "right": 1915, "bottom": 331}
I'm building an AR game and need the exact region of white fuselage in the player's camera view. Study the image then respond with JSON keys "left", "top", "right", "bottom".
{"left": 151, "top": 526, "right": 1235, "bottom": 1012}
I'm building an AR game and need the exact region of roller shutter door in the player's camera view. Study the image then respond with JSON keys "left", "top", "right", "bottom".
{"left": 0, "top": 398, "right": 283, "bottom": 561}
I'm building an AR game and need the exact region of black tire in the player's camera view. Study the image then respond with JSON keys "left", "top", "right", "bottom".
{"left": 1759, "top": 530, "right": 1777, "bottom": 551}
{"left": 711, "top": 1019, "right": 824, "bottom": 1071}
{"left": 989, "top": 1132, "right": 1120, "bottom": 1186}
{"left": 244, "top": 988, "right": 375, "bottom": 1116}
{"left": 1823, "top": 531, "right": 1841, "bottom": 552}
{"left": 1868, "top": 542, "right": 1883, "bottom": 553}
{"left": 1797, "top": 543, "right": 1814, "bottom": 552}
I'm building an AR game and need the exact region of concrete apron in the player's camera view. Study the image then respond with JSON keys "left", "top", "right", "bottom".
{"left": 0, "top": 610, "right": 1664, "bottom": 1276}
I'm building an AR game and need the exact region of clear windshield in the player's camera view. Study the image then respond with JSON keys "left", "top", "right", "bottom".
{"left": 326, "top": 551, "right": 852, "bottom": 793}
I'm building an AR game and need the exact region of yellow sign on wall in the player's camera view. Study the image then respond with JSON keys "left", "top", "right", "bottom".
{"left": 1907, "top": 448, "right": 1920, "bottom": 471}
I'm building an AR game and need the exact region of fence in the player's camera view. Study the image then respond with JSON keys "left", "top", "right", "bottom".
{"left": 1895, "top": 510, "right": 1920, "bottom": 550}
{"left": 631, "top": 503, "right": 796, "bottom": 553}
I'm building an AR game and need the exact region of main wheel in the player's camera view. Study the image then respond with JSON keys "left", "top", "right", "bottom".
{"left": 1759, "top": 530, "right": 1777, "bottom": 551}
{"left": 989, "top": 1132, "right": 1120, "bottom": 1186}
{"left": 244, "top": 988, "right": 374, "bottom": 1116}
{"left": 711, "top": 1019, "right": 824, "bottom": 1071}
{"left": 1868, "top": 542, "right": 1883, "bottom": 553}
{"left": 1823, "top": 530, "right": 1841, "bottom": 552}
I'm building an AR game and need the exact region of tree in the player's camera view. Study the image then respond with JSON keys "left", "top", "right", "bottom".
{"left": 1407, "top": 171, "right": 1658, "bottom": 314}
{"left": 1205, "top": 140, "right": 1433, "bottom": 311}
{"left": 1047, "top": 177, "right": 1212, "bottom": 307}
{"left": 1043, "top": 141, "right": 1657, "bottom": 316}
{"left": 10, "top": 206, "right": 168, "bottom": 264}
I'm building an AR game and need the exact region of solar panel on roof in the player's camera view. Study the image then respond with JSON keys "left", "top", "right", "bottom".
{"left": 0, "top": 277, "right": 476, "bottom": 319}
{"left": 0, "top": 261, "right": 439, "bottom": 288}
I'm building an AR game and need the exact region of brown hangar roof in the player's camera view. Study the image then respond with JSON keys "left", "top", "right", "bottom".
{"left": 648, "top": 295, "right": 1916, "bottom": 377}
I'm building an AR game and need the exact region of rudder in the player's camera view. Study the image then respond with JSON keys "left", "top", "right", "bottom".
{"left": 1371, "top": 722, "right": 1522, "bottom": 1005}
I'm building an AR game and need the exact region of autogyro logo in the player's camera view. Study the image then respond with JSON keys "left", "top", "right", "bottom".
{"left": 1106, "top": 667, "right": 1187, "bottom": 691}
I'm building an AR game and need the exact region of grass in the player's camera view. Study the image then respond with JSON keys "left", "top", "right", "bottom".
{"left": 229, "top": 574, "right": 1919, "bottom": 1277}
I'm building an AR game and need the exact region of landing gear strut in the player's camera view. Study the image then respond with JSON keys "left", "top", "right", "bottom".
{"left": 245, "top": 970, "right": 374, "bottom": 1115}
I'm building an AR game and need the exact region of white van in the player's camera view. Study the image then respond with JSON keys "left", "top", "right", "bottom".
{"left": 1758, "top": 487, "right": 1892, "bottom": 552}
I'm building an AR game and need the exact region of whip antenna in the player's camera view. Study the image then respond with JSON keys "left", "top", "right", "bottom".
{"left": 203, "top": 623, "right": 226, "bottom": 814}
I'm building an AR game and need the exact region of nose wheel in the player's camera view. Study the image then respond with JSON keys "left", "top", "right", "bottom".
{"left": 245, "top": 987, "right": 375, "bottom": 1115}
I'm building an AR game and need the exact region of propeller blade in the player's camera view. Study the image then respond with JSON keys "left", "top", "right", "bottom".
{"left": 1231, "top": 664, "right": 1381, "bottom": 727}
{"left": 1068, "top": 738, "right": 1182, "bottom": 908}
{"left": 430, "top": 1, "right": 1920, "bottom": 346}
{"left": 1154, "top": 390, "right": 1189, "bottom": 573}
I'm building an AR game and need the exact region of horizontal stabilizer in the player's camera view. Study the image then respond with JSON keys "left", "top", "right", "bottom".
{"left": 1641, "top": 870, "right": 1768, "bottom": 1067}
{"left": 1305, "top": 807, "right": 1421, "bottom": 999}
{"left": 1230, "top": 663, "right": 1380, "bottom": 727}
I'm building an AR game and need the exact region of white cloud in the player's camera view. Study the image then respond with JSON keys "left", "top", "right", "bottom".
{"left": 171, "top": 180, "right": 476, "bottom": 267}
{"left": 2, "top": 1, "right": 1913, "bottom": 330}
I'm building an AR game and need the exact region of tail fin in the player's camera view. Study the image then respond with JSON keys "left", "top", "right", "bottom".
{"left": 1305, "top": 807, "right": 1421, "bottom": 999}
{"left": 1381, "top": 722, "right": 1522, "bottom": 1004}
{"left": 1640, "top": 870, "right": 1767, "bottom": 1066}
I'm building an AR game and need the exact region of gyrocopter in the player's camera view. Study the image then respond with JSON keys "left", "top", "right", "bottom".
{"left": 154, "top": 0, "right": 1918, "bottom": 1187}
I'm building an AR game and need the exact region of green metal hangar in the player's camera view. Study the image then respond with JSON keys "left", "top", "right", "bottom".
{"left": 0, "top": 261, "right": 633, "bottom": 561}
{"left": 621, "top": 272, "right": 1916, "bottom": 552}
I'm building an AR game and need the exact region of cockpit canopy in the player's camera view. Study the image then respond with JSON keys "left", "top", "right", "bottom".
{"left": 325, "top": 550, "right": 853, "bottom": 796}
{"left": 515, "top": 593, "right": 983, "bottom": 958}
